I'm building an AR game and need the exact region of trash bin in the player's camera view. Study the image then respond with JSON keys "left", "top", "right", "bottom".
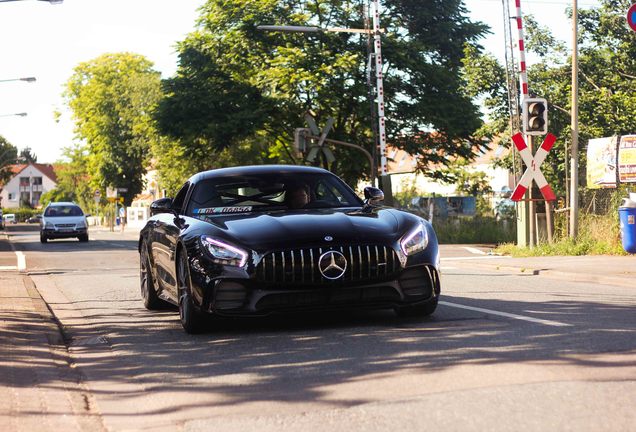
{"left": 618, "top": 196, "right": 636, "bottom": 254}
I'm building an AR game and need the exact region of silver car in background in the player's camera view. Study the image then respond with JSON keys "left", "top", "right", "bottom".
{"left": 40, "top": 202, "right": 89, "bottom": 243}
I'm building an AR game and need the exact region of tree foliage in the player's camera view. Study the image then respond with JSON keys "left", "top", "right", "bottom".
{"left": 18, "top": 147, "right": 37, "bottom": 164}
{"left": 64, "top": 53, "right": 163, "bottom": 205}
{"left": 155, "top": 0, "right": 488, "bottom": 186}
{"left": 40, "top": 145, "right": 93, "bottom": 211}
{"left": 0, "top": 135, "right": 18, "bottom": 187}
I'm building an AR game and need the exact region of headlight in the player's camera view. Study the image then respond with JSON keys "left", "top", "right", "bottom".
{"left": 400, "top": 223, "right": 428, "bottom": 255}
{"left": 45, "top": 222, "right": 54, "bottom": 229}
{"left": 200, "top": 235, "right": 248, "bottom": 267}
{"left": 77, "top": 220, "right": 87, "bottom": 228}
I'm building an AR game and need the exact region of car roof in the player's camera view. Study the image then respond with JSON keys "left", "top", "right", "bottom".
{"left": 47, "top": 202, "right": 79, "bottom": 207}
{"left": 189, "top": 165, "right": 332, "bottom": 183}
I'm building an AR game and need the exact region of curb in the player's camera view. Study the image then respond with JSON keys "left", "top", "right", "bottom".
{"left": 452, "top": 259, "right": 634, "bottom": 289}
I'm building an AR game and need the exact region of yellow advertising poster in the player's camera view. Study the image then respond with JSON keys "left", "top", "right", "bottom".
{"left": 586, "top": 136, "right": 618, "bottom": 188}
{"left": 618, "top": 135, "right": 636, "bottom": 183}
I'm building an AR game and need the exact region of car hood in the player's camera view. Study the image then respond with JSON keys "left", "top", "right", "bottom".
{"left": 192, "top": 207, "right": 411, "bottom": 250}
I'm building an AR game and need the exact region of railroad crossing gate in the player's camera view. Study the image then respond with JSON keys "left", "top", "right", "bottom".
{"left": 511, "top": 132, "right": 557, "bottom": 202}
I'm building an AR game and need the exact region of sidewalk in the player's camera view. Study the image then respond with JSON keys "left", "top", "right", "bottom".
{"left": 0, "top": 235, "right": 104, "bottom": 430}
{"left": 444, "top": 254, "right": 636, "bottom": 288}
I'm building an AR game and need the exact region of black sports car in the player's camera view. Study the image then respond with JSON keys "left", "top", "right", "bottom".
{"left": 139, "top": 165, "right": 441, "bottom": 333}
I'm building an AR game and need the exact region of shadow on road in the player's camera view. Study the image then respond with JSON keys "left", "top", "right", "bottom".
{"left": 2, "top": 287, "right": 635, "bottom": 416}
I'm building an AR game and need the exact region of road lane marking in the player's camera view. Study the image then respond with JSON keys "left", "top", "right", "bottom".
{"left": 0, "top": 266, "right": 18, "bottom": 271}
{"left": 462, "top": 246, "right": 486, "bottom": 255}
{"left": 441, "top": 256, "right": 511, "bottom": 261}
{"left": 440, "top": 301, "right": 572, "bottom": 327}
{"left": 16, "top": 251, "right": 26, "bottom": 271}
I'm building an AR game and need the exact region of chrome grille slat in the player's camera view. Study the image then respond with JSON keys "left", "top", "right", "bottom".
{"left": 310, "top": 249, "right": 315, "bottom": 283}
{"left": 290, "top": 250, "right": 295, "bottom": 283}
{"left": 300, "top": 249, "right": 305, "bottom": 283}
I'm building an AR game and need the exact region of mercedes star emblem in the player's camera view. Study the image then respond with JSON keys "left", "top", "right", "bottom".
{"left": 324, "top": 235, "right": 333, "bottom": 241}
{"left": 318, "top": 250, "right": 347, "bottom": 280}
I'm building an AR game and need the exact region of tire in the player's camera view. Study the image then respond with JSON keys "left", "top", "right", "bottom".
{"left": 395, "top": 297, "right": 439, "bottom": 318}
{"left": 177, "top": 250, "right": 205, "bottom": 334}
{"left": 140, "top": 243, "right": 167, "bottom": 310}
{"left": 40, "top": 234, "right": 48, "bottom": 243}
{"left": 79, "top": 234, "right": 89, "bottom": 242}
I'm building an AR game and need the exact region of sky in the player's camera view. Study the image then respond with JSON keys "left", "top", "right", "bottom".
{"left": 0, "top": 0, "right": 600, "bottom": 164}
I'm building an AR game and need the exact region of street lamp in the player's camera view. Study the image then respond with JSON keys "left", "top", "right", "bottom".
{"left": 0, "top": 112, "right": 27, "bottom": 118}
{"left": 0, "top": 77, "right": 36, "bottom": 83}
{"left": 0, "top": 0, "right": 63, "bottom": 3}
{"left": 258, "top": 0, "right": 392, "bottom": 204}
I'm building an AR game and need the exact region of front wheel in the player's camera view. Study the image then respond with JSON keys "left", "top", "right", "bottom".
{"left": 40, "top": 234, "right": 48, "bottom": 243}
{"left": 140, "top": 243, "right": 168, "bottom": 310}
{"left": 177, "top": 250, "right": 205, "bottom": 334}
{"left": 78, "top": 234, "right": 89, "bottom": 242}
{"left": 395, "top": 297, "right": 438, "bottom": 318}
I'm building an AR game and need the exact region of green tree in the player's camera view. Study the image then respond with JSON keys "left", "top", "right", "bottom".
{"left": 155, "top": 0, "right": 488, "bottom": 186}
{"left": 0, "top": 135, "right": 18, "bottom": 187}
{"left": 40, "top": 145, "right": 93, "bottom": 210}
{"left": 64, "top": 53, "right": 163, "bottom": 205}
{"left": 18, "top": 147, "right": 37, "bottom": 164}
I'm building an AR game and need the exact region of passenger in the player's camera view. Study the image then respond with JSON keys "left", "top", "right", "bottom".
{"left": 285, "top": 183, "right": 311, "bottom": 209}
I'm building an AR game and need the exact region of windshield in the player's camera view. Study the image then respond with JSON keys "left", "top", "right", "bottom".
{"left": 186, "top": 172, "right": 362, "bottom": 216}
{"left": 44, "top": 205, "right": 84, "bottom": 217}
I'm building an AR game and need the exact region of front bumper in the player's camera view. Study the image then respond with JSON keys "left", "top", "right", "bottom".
{"left": 191, "top": 263, "right": 440, "bottom": 317}
{"left": 41, "top": 228, "right": 87, "bottom": 239}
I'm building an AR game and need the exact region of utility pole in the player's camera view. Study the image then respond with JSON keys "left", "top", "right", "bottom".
{"left": 569, "top": 0, "right": 579, "bottom": 238}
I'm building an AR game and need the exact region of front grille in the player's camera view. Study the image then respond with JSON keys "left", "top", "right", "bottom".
{"left": 256, "top": 245, "right": 400, "bottom": 286}
{"left": 55, "top": 224, "right": 75, "bottom": 228}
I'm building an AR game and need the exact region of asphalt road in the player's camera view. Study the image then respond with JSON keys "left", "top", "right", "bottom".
{"left": 4, "top": 225, "right": 636, "bottom": 431}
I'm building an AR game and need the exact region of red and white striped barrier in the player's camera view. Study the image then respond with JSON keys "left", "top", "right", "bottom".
{"left": 511, "top": 132, "right": 557, "bottom": 202}
{"left": 515, "top": 0, "right": 528, "bottom": 99}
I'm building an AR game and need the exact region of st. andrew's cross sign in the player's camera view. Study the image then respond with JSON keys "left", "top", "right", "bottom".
{"left": 511, "top": 132, "right": 557, "bottom": 202}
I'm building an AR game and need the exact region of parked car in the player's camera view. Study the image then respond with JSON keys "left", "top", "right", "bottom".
{"left": 40, "top": 202, "right": 89, "bottom": 243}
{"left": 2, "top": 213, "right": 16, "bottom": 225}
{"left": 139, "top": 165, "right": 441, "bottom": 333}
{"left": 26, "top": 214, "right": 43, "bottom": 224}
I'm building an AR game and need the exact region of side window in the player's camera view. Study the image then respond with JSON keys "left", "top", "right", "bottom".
{"left": 171, "top": 183, "right": 190, "bottom": 214}
{"left": 315, "top": 181, "right": 339, "bottom": 204}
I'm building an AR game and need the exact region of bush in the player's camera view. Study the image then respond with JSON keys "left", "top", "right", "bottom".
{"left": 432, "top": 216, "right": 516, "bottom": 244}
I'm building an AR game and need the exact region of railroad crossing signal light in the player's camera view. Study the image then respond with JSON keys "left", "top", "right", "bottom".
{"left": 522, "top": 98, "right": 548, "bottom": 136}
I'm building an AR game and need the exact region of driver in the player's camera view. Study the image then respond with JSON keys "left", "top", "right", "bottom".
{"left": 285, "top": 183, "right": 311, "bottom": 209}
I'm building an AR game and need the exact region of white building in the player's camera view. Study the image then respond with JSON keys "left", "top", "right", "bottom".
{"left": 0, "top": 163, "right": 57, "bottom": 209}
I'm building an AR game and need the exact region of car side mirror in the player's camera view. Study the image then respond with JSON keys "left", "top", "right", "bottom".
{"left": 150, "top": 198, "right": 175, "bottom": 216}
{"left": 363, "top": 186, "right": 384, "bottom": 206}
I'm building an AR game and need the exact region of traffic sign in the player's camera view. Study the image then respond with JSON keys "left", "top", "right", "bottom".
{"left": 628, "top": 3, "right": 636, "bottom": 32}
{"left": 511, "top": 133, "right": 557, "bottom": 202}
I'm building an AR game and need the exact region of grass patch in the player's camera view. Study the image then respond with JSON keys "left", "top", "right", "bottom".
{"left": 496, "top": 212, "right": 627, "bottom": 256}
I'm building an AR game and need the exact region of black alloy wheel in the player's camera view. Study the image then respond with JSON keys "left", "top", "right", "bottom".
{"left": 177, "top": 250, "right": 204, "bottom": 334}
{"left": 140, "top": 243, "right": 167, "bottom": 310}
{"left": 79, "top": 234, "right": 89, "bottom": 242}
{"left": 395, "top": 297, "right": 439, "bottom": 318}
{"left": 40, "top": 234, "right": 48, "bottom": 243}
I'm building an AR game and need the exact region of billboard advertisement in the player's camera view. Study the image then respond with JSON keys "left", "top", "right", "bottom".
{"left": 586, "top": 136, "right": 618, "bottom": 188}
{"left": 618, "top": 135, "right": 636, "bottom": 183}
